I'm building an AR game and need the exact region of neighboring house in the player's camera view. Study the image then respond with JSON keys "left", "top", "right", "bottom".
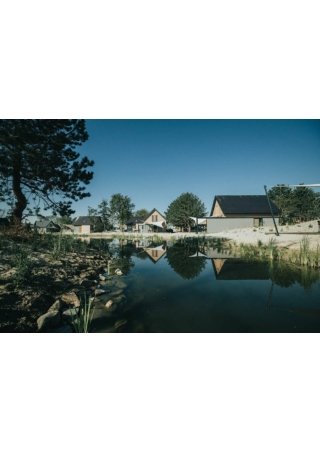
{"left": 126, "top": 216, "right": 145, "bottom": 233}
{"left": 73, "top": 216, "right": 103, "bottom": 234}
{"left": 34, "top": 220, "right": 61, "bottom": 234}
{"left": 125, "top": 208, "right": 167, "bottom": 233}
{"left": 206, "top": 195, "right": 281, "bottom": 233}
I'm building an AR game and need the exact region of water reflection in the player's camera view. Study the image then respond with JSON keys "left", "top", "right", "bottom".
{"left": 166, "top": 242, "right": 207, "bottom": 279}
{"left": 212, "top": 259, "right": 270, "bottom": 280}
{"left": 91, "top": 238, "right": 320, "bottom": 332}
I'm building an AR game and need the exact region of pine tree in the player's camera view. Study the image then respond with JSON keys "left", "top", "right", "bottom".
{"left": 0, "top": 119, "right": 93, "bottom": 223}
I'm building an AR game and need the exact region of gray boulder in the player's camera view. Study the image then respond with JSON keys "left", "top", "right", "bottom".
{"left": 37, "top": 311, "right": 61, "bottom": 332}
{"left": 48, "top": 300, "right": 63, "bottom": 312}
{"left": 62, "top": 308, "right": 79, "bottom": 324}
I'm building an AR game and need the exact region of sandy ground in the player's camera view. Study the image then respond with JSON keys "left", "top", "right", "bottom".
{"left": 86, "top": 230, "right": 319, "bottom": 250}
{"left": 77, "top": 220, "right": 320, "bottom": 250}
{"left": 210, "top": 229, "right": 320, "bottom": 250}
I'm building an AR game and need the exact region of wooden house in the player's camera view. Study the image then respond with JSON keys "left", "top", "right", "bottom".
{"left": 34, "top": 220, "right": 61, "bottom": 234}
{"left": 206, "top": 195, "right": 281, "bottom": 233}
{"left": 126, "top": 208, "right": 167, "bottom": 233}
{"left": 73, "top": 216, "right": 103, "bottom": 234}
{"left": 125, "top": 216, "right": 145, "bottom": 233}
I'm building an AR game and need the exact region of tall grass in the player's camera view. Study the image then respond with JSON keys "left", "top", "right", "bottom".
{"left": 13, "top": 245, "right": 34, "bottom": 287}
{"left": 299, "top": 236, "right": 310, "bottom": 266}
{"left": 72, "top": 294, "right": 95, "bottom": 333}
{"left": 266, "top": 237, "right": 277, "bottom": 260}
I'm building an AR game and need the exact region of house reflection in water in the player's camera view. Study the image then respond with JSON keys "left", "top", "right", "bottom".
{"left": 212, "top": 259, "right": 270, "bottom": 280}
{"left": 124, "top": 239, "right": 167, "bottom": 264}
{"left": 143, "top": 244, "right": 167, "bottom": 263}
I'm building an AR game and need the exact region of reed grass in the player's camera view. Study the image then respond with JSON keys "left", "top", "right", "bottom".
{"left": 13, "top": 245, "right": 34, "bottom": 287}
{"left": 299, "top": 236, "right": 310, "bottom": 266}
{"left": 72, "top": 294, "right": 95, "bottom": 333}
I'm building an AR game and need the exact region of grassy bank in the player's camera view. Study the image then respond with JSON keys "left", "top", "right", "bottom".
{"left": 226, "top": 236, "right": 320, "bottom": 269}
{"left": 0, "top": 228, "right": 112, "bottom": 332}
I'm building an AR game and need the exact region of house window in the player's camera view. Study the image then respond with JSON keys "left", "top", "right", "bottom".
{"left": 254, "top": 218, "right": 263, "bottom": 227}
{"left": 152, "top": 215, "right": 158, "bottom": 222}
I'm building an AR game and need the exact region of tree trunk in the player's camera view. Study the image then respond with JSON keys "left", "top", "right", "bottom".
{"left": 12, "top": 166, "right": 27, "bottom": 224}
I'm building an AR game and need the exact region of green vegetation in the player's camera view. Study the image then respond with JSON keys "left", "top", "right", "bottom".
{"left": 88, "top": 198, "right": 110, "bottom": 230}
{"left": 72, "top": 294, "right": 95, "bottom": 333}
{"left": 165, "top": 192, "right": 207, "bottom": 232}
{"left": 0, "top": 119, "right": 93, "bottom": 223}
{"left": 268, "top": 184, "right": 320, "bottom": 225}
{"left": 12, "top": 245, "right": 34, "bottom": 287}
{"left": 228, "top": 237, "right": 320, "bottom": 269}
{"left": 134, "top": 208, "right": 149, "bottom": 218}
{"left": 109, "top": 193, "right": 135, "bottom": 231}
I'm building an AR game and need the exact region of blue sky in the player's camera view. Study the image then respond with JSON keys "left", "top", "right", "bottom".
{"left": 72, "top": 119, "right": 320, "bottom": 217}
{"left": 1, "top": 120, "right": 320, "bottom": 219}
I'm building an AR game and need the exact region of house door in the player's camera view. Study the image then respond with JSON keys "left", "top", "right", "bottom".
{"left": 79, "top": 226, "right": 82, "bottom": 233}
{"left": 254, "top": 218, "right": 259, "bottom": 227}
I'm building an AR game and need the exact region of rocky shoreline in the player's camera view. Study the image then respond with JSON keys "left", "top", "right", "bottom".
{"left": 0, "top": 237, "right": 129, "bottom": 332}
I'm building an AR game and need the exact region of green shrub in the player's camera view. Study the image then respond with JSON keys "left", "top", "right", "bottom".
{"left": 13, "top": 246, "right": 34, "bottom": 287}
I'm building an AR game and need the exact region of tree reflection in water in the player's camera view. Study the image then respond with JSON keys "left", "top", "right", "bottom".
{"left": 268, "top": 261, "right": 320, "bottom": 292}
{"left": 165, "top": 242, "right": 207, "bottom": 280}
{"left": 114, "top": 239, "right": 135, "bottom": 275}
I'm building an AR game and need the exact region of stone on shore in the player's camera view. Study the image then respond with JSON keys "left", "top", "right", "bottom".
{"left": 48, "top": 299, "right": 63, "bottom": 312}
{"left": 62, "top": 308, "right": 79, "bottom": 324}
{"left": 61, "top": 292, "right": 80, "bottom": 307}
{"left": 37, "top": 311, "right": 61, "bottom": 331}
{"left": 108, "top": 289, "right": 123, "bottom": 297}
{"left": 80, "top": 279, "right": 97, "bottom": 287}
{"left": 115, "top": 281, "right": 127, "bottom": 289}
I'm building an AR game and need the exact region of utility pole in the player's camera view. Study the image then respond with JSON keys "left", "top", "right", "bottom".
{"left": 264, "top": 185, "right": 280, "bottom": 236}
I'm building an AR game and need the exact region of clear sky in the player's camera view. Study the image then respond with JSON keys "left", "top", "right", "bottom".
{"left": 72, "top": 119, "right": 320, "bottom": 217}
{"left": 1, "top": 120, "right": 320, "bottom": 219}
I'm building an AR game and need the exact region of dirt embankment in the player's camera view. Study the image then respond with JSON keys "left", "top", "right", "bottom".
{"left": 0, "top": 240, "right": 111, "bottom": 333}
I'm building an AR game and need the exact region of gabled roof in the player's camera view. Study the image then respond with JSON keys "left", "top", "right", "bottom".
{"left": 210, "top": 195, "right": 281, "bottom": 216}
{"left": 126, "top": 216, "right": 144, "bottom": 225}
{"left": 143, "top": 208, "right": 166, "bottom": 221}
{"left": 34, "top": 220, "right": 60, "bottom": 229}
{"left": 73, "top": 216, "right": 102, "bottom": 226}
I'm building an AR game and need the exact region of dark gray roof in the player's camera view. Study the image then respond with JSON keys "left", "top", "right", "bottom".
{"left": 73, "top": 216, "right": 102, "bottom": 226}
{"left": 126, "top": 216, "right": 144, "bottom": 225}
{"left": 34, "top": 220, "right": 60, "bottom": 229}
{"left": 210, "top": 195, "right": 281, "bottom": 216}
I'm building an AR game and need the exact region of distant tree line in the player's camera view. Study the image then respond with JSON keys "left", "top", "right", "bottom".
{"left": 268, "top": 184, "right": 320, "bottom": 225}
{"left": 0, "top": 120, "right": 210, "bottom": 229}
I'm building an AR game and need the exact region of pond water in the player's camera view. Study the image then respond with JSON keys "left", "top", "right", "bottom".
{"left": 91, "top": 239, "right": 320, "bottom": 333}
